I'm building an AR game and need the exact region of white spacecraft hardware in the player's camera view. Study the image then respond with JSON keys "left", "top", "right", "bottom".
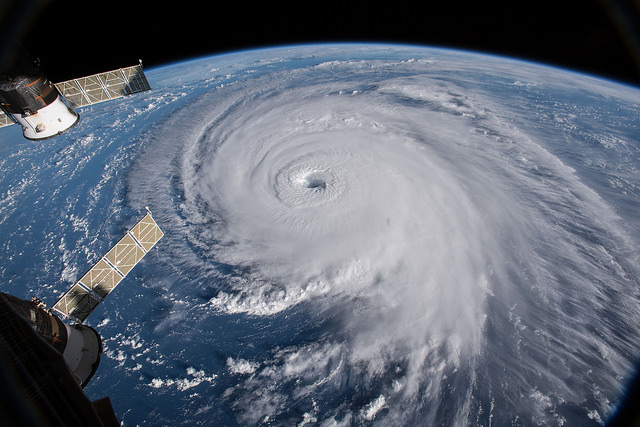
{"left": 3, "top": 210, "right": 163, "bottom": 388}
{"left": 0, "top": 50, "right": 151, "bottom": 140}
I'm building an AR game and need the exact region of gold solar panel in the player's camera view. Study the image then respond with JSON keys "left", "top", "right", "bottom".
{"left": 104, "top": 233, "right": 146, "bottom": 277}
{"left": 77, "top": 258, "right": 123, "bottom": 299}
{"left": 52, "top": 283, "right": 102, "bottom": 323}
{"left": 130, "top": 213, "right": 165, "bottom": 252}
{"left": 52, "top": 210, "right": 163, "bottom": 323}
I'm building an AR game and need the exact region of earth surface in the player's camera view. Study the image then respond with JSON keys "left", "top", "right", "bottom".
{"left": 1, "top": 44, "right": 640, "bottom": 426}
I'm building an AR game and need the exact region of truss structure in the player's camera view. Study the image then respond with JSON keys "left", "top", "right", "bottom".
{"left": 52, "top": 211, "right": 163, "bottom": 323}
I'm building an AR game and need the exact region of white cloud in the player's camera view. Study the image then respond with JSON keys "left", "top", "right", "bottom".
{"left": 226, "top": 357, "right": 259, "bottom": 375}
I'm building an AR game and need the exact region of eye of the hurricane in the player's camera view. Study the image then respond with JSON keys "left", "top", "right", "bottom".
{"left": 292, "top": 170, "right": 334, "bottom": 191}
{"left": 275, "top": 166, "right": 343, "bottom": 207}
{"left": 303, "top": 172, "right": 328, "bottom": 189}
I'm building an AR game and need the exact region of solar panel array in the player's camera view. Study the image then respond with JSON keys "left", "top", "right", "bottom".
{"left": 52, "top": 212, "right": 163, "bottom": 323}
{"left": 55, "top": 63, "right": 151, "bottom": 108}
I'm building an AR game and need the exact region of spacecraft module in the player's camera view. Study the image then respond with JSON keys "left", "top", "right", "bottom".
{"left": 0, "top": 48, "right": 151, "bottom": 139}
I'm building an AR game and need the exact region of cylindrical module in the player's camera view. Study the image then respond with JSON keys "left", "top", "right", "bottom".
{"left": 0, "top": 49, "right": 79, "bottom": 140}
{"left": 61, "top": 322, "right": 103, "bottom": 387}
{"left": 1, "top": 293, "right": 101, "bottom": 388}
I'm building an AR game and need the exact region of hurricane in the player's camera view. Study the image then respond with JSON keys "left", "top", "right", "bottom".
{"left": 3, "top": 45, "right": 640, "bottom": 425}
{"left": 119, "top": 47, "right": 640, "bottom": 425}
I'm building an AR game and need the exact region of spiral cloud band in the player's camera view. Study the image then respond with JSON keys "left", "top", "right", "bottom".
{"left": 126, "top": 47, "right": 640, "bottom": 425}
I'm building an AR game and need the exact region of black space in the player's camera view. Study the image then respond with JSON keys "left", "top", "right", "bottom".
{"left": 1, "top": 0, "right": 640, "bottom": 86}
